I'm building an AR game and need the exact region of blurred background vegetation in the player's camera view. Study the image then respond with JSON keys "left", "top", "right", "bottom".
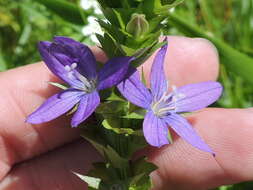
{"left": 1, "top": 0, "right": 253, "bottom": 189}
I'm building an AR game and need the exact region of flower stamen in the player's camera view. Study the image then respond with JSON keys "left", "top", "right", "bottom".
{"left": 151, "top": 84, "right": 185, "bottom": 117}
{"left": 65, "top": 63, "right": 97, "bottom": 93}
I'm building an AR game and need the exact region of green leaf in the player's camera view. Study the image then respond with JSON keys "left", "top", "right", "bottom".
{"left": 96, "top": 33, "right": 125, "bottom": 58}
{"left": 81, "top": 129, "right": 129, "bottom": 170}
{"left": 81, "top": 130, "right": 107, "bottom": 158}
{"left": 34, "top": 0, "right": 86, "bottom": 25}
{"left": 96, "top": 101, "right": 127, "bottom": 116}
{"left": 141, "top": 0, "right": 184, "bottom": 16}
{"left": 132, "top": 40, "right": 166, "bottom": 67}
{"left": 102, "top": 119, "right": 135, "bottom": 135}
{"left": 161, "top": 0, "right": 185, "bottom": 7}
{"left": 122, "top": 107, "right": 145, "bottom": 119}
{"left": 154, "top": 0, "right": 185, "bottom": 15}
{"left": 132, "top": 157, "right": 157, "bottom": 176}
{"left": 105, "top": 145, "right": 129, "bottom": 169}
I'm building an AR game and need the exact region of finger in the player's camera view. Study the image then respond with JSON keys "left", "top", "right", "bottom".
{"left": 149, "top": 108, "right": 253, "bottom": 190}
{"left": 0, "top": 47, "right": 105, "bottom": 180}
{"left": 0, "top": 140, "right": 101, "bottom": 190}
{"left": 0, "top": 63, "right": 80, "bottom": 180}
{"left": 0, "top": 36, "right": 219, "bottom": 180}
{"left": 142, "top": 36, "right": 219, "bottom": 86}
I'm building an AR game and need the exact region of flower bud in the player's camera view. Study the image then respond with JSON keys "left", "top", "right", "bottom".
{"left": 126, "top": 13, "right": 149, "bottom": 38}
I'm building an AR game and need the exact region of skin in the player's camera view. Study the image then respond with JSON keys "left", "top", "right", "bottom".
{"left": 0, "top": 36, "right": 252, "bottom": 190}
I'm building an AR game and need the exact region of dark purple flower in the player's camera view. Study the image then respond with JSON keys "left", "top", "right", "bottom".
{"left": 27, "top": 36, "right": 133, "bottom": 127}
{"left": 118, "top": 43, "right": 223, "bottom": 154}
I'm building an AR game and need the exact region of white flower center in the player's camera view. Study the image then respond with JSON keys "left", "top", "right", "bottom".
{"left": 64, "top": 63, "right": 97, "bottom": 93}
{"left": 151, "top": 85, "right": 185, "bottom": 117}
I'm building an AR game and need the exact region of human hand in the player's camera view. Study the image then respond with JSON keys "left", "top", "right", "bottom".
{"left": 0, "top": 36, "right": 251, "bottom": 190}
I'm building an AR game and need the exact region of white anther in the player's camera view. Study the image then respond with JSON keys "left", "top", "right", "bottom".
{"left": 64, "top": 65, "right": 71, "bottom": 72}
{"left": 177, "top": 93, "right": 186, "bottom": 99}
{"left": 71, "top": 63, "right": 77, "bottom": 69}
{"left": 172, "top": 85, "right": 177, "bottom": 92}
{"left": 166, "top": 80, "right": 169, "bottom": 89}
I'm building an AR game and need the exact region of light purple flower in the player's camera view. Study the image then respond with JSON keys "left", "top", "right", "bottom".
{"left": 118, "top": 43, "right": 223, "bottom": 154}
{"left": 27, "top": 36, "right": 133, "bottom": 127}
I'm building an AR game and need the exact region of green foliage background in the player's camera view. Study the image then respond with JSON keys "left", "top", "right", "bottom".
{"left": 1, "top": 0, "right": 253, "bottom": 189}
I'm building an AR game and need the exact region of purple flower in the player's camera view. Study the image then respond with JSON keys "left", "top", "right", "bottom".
{"left": 118, "top": 43, "right": 222, "bottom": 154}
{"left": 27, "top": 36, "right": 133, "bottom": 127}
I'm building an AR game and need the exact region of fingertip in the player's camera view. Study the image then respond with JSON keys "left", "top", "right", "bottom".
{"left": 141, "top": 36, "right": 220, "bottom": 87}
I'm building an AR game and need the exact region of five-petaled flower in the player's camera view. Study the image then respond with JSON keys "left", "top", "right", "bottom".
{"left": 27, "top": 37, "right": 133, "bottom": 127}
{"left": 118, "top": 42, "right": 223, "bottom": 154}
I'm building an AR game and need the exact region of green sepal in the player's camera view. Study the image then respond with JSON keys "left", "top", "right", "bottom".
{"left": 66, "top": 103, "right": 79, "bottom": 116}
{"left": 73, "top": 173, "right": 101, "bottom": 189}
{"left": 48, "top": 82, "right": 68, "bottom": 90}
{"left": 167, "top": 128, "right": 173, "bottom": 143}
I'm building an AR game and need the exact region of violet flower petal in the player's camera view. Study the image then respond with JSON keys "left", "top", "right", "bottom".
{"left": 143, "top": 111, "right": 170, "bottom": 147}
{"left": 175, "top": 81, "right": 223, "bottom": 113}
{"left": 117, "top": 69, "right": 152, "bottom": 109}
{"left": 52, "top": 37, "right": 98, "bottom": 79}
{"left": 38, "top": 42, "right": 81, "bottom": 87}
{"left": 26, "top": 90, "right": 84, "bottom": 124}
{"left": 164, "top": 113, "right": 214, "bottom": 154}
{"left": 49, "top": 43, "right": 73, "bottom": 66}
{"left": 97, "top": 57, "right": 134, "bottom": 90}
{"left": 79, "top": 46, "right": 97, "bottom": 79}
{"left": 150, "top": 42, "right": 168, "bottom": 100}
{"left": 71, "top": 91, "right": 100, "bottom": 127}
{"left": 53, "top": 36, "right": 86, "bottom": 55}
